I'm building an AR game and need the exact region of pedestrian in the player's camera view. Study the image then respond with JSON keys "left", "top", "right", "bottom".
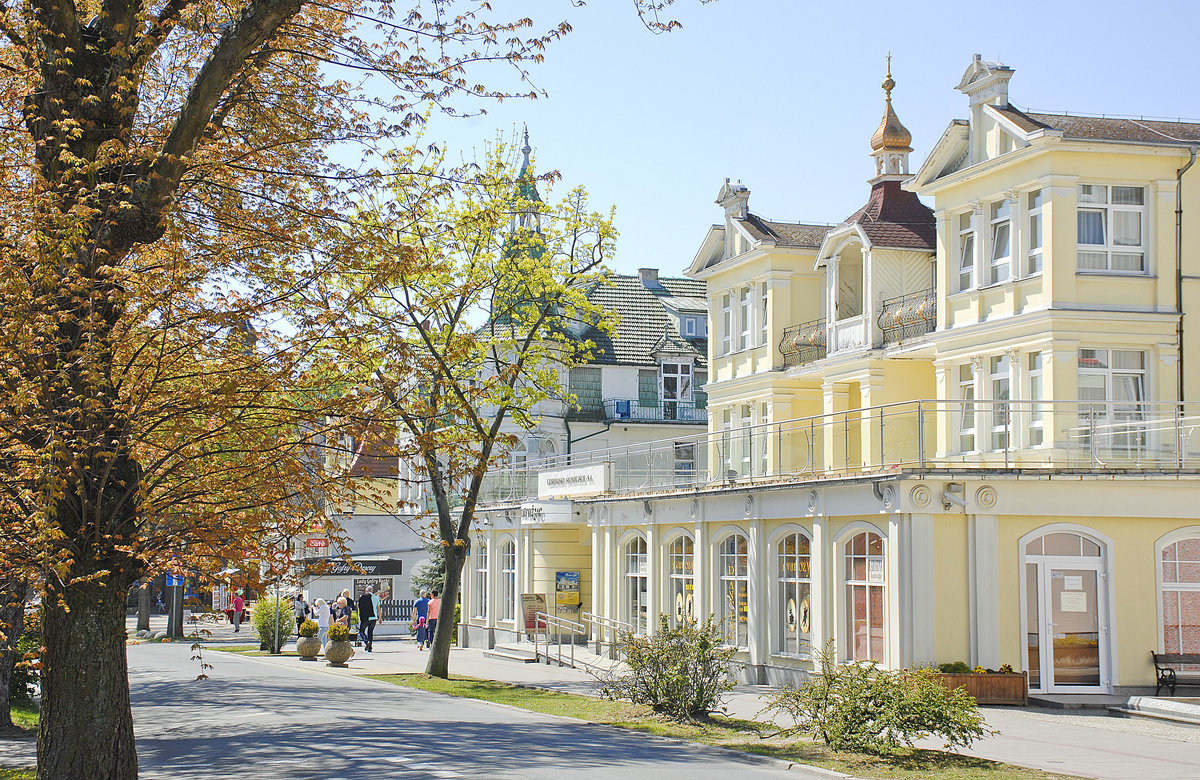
{"left": 412, "top": 589, "right": 430, "bottom": 650}
{"left": 340, "top": 588, "right": 357, "bottom": 644}
{"left": 293, "top": 593, "right": 310, "bottom": 632}
{"left": 427, "top": 589, "right": 442, "bottom": 648}
{"left": 333, "top": 595, "right": 351, "bottom": 629}
{"left": 231, "top": 590, "right": 245, "bottom": 632}
{"left": 357, "top": 586, "right": 378, "bottom": 652}
{"left": 311, "top": 598, "right": 330, "bottom": 651}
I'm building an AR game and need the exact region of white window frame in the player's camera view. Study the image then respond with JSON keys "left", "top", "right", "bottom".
{"left": 740, "top": 404, "right": 752, "bottom": 476}
{"left": 989, "top": 354, "right": 1011, "bottom": 451}
{"left": 667, "top": 534, "right": 695, "bottom": 628}
{"left": 472, "top": 538, "right": 489, "bottom": 620}
{"left": 1077, "top": 184, "right": 1146, "bottom": 274}
{"left": 684, "top": 317, "right": 695, "bottom": 337}
{"left": 673, "top": 442, "right": 695, "bottom": 483}
{"left": 759, "top": 282, "right": 769, "bottom": 346}
{"left": 624, "top": 535, "right": 649, "bottom": 634}
{"left": 776, "top": 530, "right": 812, "bottom": 657}
{"left": 1156, "top": 529, "right": 1200, "bottom": 655}
{"left": 1027, "top": 190, "right": 1044, "bottom": 276}
{"left": 958, "top": 363, "right": 976, "bottom": 452}
{"left": 720, "top": 293, "right": 732, "bottom": 355}
{"left": 759, "top": 402, "right": 770, "bottom": 475}
{"left": 1027, "top": 352, "right": 1045, "bottom": 447}
{"left": 738, "top": 287, "right": 751, "bottom": 351}
{"left": 958, "top": 212, "right": 975, "bottom": 292}
{"left": 843, "top": 529, "right": 887, "bottom": 663}
{"left": 717, "top": 533, "right": 750, "bottom": 649}
{"left": 988, "top": 200, "right": 1012, "bottom": 285}
{"left": 498, "top": 538, "right": 516, "bottom": 622}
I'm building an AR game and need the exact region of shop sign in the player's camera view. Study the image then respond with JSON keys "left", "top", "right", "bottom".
{"left": 353, "top": 577, "right": 394, "bottom": 601}
{"left": 305, "top": 537, "right": 329, "bottom": 549}
{"left": 309, "top": 559, "right": 405, "bottom": 576}
{"left": 555, "top": 571, "right": 580, "bottom": 617}
{"left": 538, "top": 464, "right": 608, "bottom": 498}
{"left": 519, "top": 500, "right": 574, "bottom": 525}
{"left": 521, "top": 593, "right": 547, "bottom": 632}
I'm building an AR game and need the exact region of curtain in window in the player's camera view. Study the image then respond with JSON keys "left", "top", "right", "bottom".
{"left": 1078, "top": 210, "right": 1106, "bottom": 245}
{"left": 1112, "top": 211, "right": 1141, "bottom": 247}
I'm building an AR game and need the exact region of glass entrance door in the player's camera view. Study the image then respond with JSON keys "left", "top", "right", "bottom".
{"left": 1025, "top": 559, "right": 1108, "bottom": 693}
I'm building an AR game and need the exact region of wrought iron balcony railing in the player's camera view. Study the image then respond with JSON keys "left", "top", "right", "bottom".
{"left": 779, "top": 318, "right": 827, "bottom": 367}
{"left": 878, "top": 289, "right": 936, "bottom": 346}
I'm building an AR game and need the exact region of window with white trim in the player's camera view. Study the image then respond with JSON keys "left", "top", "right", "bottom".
{"left": 958, "top": 213, "right": 975, "bottom": 291}
{"left": 740, "top": 404, "right": 752, "bottom": 476}
{"left": 990, "top": 354, "right": 1011, "bottom": 450}
{"left": 845, "top": 531, "right": 886, "bottom": 662}
{"left": 720, "top": 293, "right": 732, "bottom": 355}
{"left": 1028, "top": 352, "right": 1044, "bottom": 447}
{"left": 759, "top": 282, "right": 769, "bottom": 346}
{"left": 958, "top": 363, "right": 976, "bottom": 452}
{"left": 778, "top": 532, "right": 812, "bottom": 655}
{"left": 624, "top": 536, "right": 648, "bottom": 633}
{"left": 738, "top": 287, "right": 751, "bottom": 351}
{"left": 718, "top": 534, "right": 750, "bottom": 648}
{"left": 1027, "top": 190, "right": 1044, "bottom": 275}
{"left": 684, "top": 317, "right": 695, "bottom": 336}
{"left": 668, "top": 536, "right": 695, "bottom": 628}
{"left": 499, "top": 539, "right": 516, "bottom": 622}
{"left": 1161, "top": 536, "right": 1200, "bottom": 654}
{"left": 720, "top": 408, "right": 732, "bottom": 475}
{"left": 1078, "top": 349, "right": 1146, "bottom": 450}
{"left": 1077, "top": 185, "right": 1145, "bottom": 273}
{"left": 673, "top": 442, "right": 695, "bottom": 483}
{"left": 472, "top": 539, "right": 488, "bottom": 620}
{"left": 989, "top": 201, "right": 1011, "bottom": 285}
{"left": 759, "top": 402, "right": 770, "bottom": 475}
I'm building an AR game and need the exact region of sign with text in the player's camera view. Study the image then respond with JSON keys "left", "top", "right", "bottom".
{"left": 305, "top": 537, "right": 330, "bottom": 549}
{"left": 555, "top": 571, "right": 580, "bottom": 616}
{"left": 538, "top": 463, "right": 608, "bottom": 499}
{"left": 519, "top": 500, "right": 575, "bottom": 526}
{"left": 521, "top": 593, "right": 547, "bottom": 632}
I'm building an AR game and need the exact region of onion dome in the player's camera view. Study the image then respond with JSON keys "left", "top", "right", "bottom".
{"left": 870, "top": 64, "right": 912, "bottom": 152}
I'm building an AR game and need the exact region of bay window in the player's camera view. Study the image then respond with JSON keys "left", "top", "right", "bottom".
{"left": 1028, "top": 352, "right": 1044, "bottom": 447}
{"left": 990, "top": 354, "right": 1011, "bottom": 450}
{"left": 958, "top": 363, "right": 976, "bottom": 452}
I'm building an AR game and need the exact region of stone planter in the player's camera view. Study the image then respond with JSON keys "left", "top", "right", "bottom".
{"left": 324, "top": 639, "right": 354, "bottom": 667}
{"left": 296, "top": 635, "right": 321, "bottom": 660}
{"left": 936, "top": 672, "right": 1028, "bottom": 706}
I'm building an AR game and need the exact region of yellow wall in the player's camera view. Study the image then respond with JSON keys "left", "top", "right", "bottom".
{"left": 531, "top": 526, "right": 592, "bottom": 620}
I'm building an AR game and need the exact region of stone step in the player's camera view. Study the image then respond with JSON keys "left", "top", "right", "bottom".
{"left": 1109, "top": 696, "right": 1200, "bottom": 727}
{"left": 483, "top": 644, "right": 538, "bottom": 664}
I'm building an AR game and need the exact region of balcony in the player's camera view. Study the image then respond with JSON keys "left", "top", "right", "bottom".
{"left": 478, "top": 400, "right": 1200, "bottom": 505}
{"left": 878, "top": 289, "right": 936, "bottom": 346}
{"left": 779, "top": 318, "right": 827, "bottom": 368}
{"left": 572, "top": 397, "right": 707, "bottom": 424}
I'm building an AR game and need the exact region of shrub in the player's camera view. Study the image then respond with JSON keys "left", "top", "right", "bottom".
{"left": 596, "top": 616, "right": 735, "bottom": 721}
{"left": 250, "top": 597, "right": 294, "bottom": 652}
{"left": 9, "top": 610, "right": 41, "bottom": 706}
{"left": 298, "top": 619, "right": 318, "bottom": 638}
{"left": 328, "top": 623, "right": 351, "bottom": 642}
{"left": 764, "top": 642, "right": 991, "bottom": 754}
{"left": 938, "top": 661, "right": 971, "bottom": 674}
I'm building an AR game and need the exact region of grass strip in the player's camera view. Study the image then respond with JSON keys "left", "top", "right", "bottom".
{"left": 366, "top": 673, "right": 1082, "bottom": 780}
{"left": 8, "top": 705, "right": 38, "bottom": 733}
{"left": 0, "top": 769, "right": 36, "bottom": 780}
{"left": 210, "top": 645, "right": 300, "bottom": 657}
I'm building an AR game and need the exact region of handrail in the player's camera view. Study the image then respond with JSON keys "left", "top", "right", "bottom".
{"left": 533, "top": 611, "right": 585, "bottom": 668}
{"left": 581, "top": 611, "right": 637, "bottom": 660}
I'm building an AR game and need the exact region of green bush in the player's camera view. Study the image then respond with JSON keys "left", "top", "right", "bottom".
{"left": 597, "top": 616, "right": 735, "bottom": 721}
{"left": 298, "top": 619, "right": 318, "bottom": 638}
{"left": 328, "top": 623, "right": 351, "bottom": 642}
{"left": 250, "top": 597, "right": 293, "bottom": 652}
{"left": 764, "top": 642, "right": 991, "bottom": 754}
{"left": 937, "top": 660, "right": 971, "bottom": 674}
{"left": 9, "top": 610, "right": 40, "bottom": 706}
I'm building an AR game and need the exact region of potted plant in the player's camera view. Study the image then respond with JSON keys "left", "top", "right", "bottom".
{"left": 934, "top": 661, "right": 1027, "bottom": 706}
{"left": 325, "top": 623, "right": 354, "bottom": 667}
{"left": 296, "top": 619, "right": 321, "bottom": 660}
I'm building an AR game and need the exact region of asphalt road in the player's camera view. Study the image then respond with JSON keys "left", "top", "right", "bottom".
{"left": 128, "top": 643, "right": 810, "bottom": 779}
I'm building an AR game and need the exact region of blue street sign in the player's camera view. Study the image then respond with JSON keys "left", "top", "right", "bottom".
{"left": 165, "top": 574, "right": 183, "bottom": 587}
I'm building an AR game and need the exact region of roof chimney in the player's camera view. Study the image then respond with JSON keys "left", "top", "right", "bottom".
{"left": 638, "top": 268, "right": 662, "bottom": 289}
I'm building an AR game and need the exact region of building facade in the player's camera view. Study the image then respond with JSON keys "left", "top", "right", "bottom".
{"left": 467, "top": 57, "right": 1200, "bottom": 695}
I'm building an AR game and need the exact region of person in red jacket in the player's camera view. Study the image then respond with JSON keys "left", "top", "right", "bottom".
{"left": 231, "top": 591, "right": 245, "bottom": 632}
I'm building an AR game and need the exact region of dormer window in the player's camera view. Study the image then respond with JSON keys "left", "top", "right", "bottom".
{"left": 685, "top": 317, "right": 695, "bottom": 337}
{"left": 1078, "top": 185, "right": 1145, "bottom": 273}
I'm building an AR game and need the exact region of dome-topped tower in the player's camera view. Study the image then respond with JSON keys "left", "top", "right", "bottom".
{"left": 870, "top": 57, "right": 913, "bottom": 179}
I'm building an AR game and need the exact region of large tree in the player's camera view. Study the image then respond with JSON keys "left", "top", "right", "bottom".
{"left": 334, "top": 139, "right": 616, "bottom": 678}
{"left": 0, "top": 0, "right": 697, "bottom": 775}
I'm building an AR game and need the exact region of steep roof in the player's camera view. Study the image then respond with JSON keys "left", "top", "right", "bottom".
{"left": 580, "top": 274, "right": 707, "bottom": 367}
{"left": 842, "top": 179, "right": 936, "bottom": 251}
{"left": 739, "top": 213, "right": 833, "bottom": 248}
{"left": 347, "top": 424, "right": 398, "bottom": 479}
{"left": 993, "top": 106, "right": 1200, "bottom": 146}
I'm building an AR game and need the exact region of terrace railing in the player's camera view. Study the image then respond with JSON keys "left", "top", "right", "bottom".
{"left": 878, "top": 289, "right": 936, "bottom": 346}
{"left": 779, "top": 318, "right": 827, "bottom": 367}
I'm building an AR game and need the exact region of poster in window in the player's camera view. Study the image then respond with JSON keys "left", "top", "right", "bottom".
{"left": 1060, "top": 591, "right": 1088, "bottom": 612}
{"left": 675, "top": 592, "right": 685, "bottom": 623}
{"left": 799, "top": 596, "right": 811, "bottom": 635}
{"left": 555, "top": 570, "right": 580, "bottom": 616}
{"left": 786, "top": 597, "right": 797, "bottom": 634}
{"left": 867, "top": 557, "right": 885, "bottom": 583}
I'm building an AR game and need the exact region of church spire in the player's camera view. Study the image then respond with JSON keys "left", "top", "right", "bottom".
{"left": 520, "top": 123, "right": 532, "bottom": 174}
{"left": 513, "top": 124, "right": 542, "bottom": 233}
{"left": 869, "top": 55, "right": 913, "bottom": 179}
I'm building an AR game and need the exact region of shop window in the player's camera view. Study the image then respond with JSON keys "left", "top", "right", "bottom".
{"left": 778, "top": 532, "right": 812, "bottom": 655}
{"left": 499, "top": 539, "right": 516, "bottom": 622}
{"left": 668, "top": 536, "right": 695, "bottom": 628}
{"left": 624, "top": 536, "right": 648, "bottom": 633}
{"left": 718, "top": 534, "right": 750, "bottom": 648}
{"left": 845, "top": 531, "right": 885, "bottom": 662}
{"left": 1161, "top": 536, "right": 1200, "bottom": 654}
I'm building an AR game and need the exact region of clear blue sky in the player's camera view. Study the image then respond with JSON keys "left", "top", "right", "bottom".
{"left": 420, "top": 0, "right": 1199, "bottom": 279}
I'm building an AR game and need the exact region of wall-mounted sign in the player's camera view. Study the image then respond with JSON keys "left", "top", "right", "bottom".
{"left": 538, "top": 463, "right": 609, "bottom": 499}
{"left": 519, "top": 500, "right": 575, "bottom": 526}
{"left": 521, "top": 593, "right": 547, "bottom": 632}
{"left": 305, "top": 538, "right": 330, "bottom": 549}
{"left": 306, "top": 559, "right": 405, "bottom": 576}
{"left": 555, "top": 571, "right": 581, "bottom": 617}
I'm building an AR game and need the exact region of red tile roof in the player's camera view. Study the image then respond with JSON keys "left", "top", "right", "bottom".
{"left": 843, "top": 180, "right": 936, "bottom": 250}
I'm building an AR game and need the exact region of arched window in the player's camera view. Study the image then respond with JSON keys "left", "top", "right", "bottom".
{"left": 472, "top": 539, "right": 488, "bottom": 620}
{"left": 668, "top": 536, "right": 694, "bottom": 628}
{"left": 718, "top": 534, "right": 750, "bottom": 648}
{"left": 499, "top": 539, "right": 517, "bottom": 623}
{"left": 845, "top": 531, "right": 885, "bottom": 662}
{"left": 1161, "top": 535, "right": 1200, "bottom": 654}
{"left": 624, "top": 537, "right": 648, "bottom": 633}
{"left": 778, "top": 532, "right": 812, "bottom": 655}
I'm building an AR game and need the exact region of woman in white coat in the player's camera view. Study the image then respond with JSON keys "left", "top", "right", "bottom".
{"left": 311, "top": 598, "right": 331, "bottom": 653}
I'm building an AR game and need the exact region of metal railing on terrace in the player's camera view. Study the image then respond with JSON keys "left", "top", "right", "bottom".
{"left": 599, "top": 397, "right": 707, "bottom": 423}
{"left": 478, "top": 400, "right": 1200, "bottom": 504}
{"left": 878, "top": 289, "right": 936, "bottom": 346}
{"left": 779, "top": 318, "right": 827, "bottom": 367}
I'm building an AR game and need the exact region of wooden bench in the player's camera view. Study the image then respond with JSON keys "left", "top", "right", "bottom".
{"left": 1151, "top": 651, "right": 1200, "bottom": 696}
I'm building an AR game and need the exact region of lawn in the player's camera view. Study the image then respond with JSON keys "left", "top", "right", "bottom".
{"left": 366, "top": 674, "right": 1082, "bottom": 780}
{"left": 0, "top": 770, "right": 35, "bottom": 780}
{"left": 7, "top": 705, "right": 38, "bottom": 733}
{"left": 210, "top": 645, "right": 299, "bottom": 657}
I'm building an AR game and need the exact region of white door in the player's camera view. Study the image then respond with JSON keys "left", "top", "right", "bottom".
{"left": 1025, "top": 558, "right": 1110, "bottom": 693}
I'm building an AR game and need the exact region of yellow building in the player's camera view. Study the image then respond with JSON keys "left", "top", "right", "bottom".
{"left": 468, "top": 56, "right": 1200, "bottom": 697}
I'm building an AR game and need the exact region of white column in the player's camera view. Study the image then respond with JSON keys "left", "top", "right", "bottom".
{"left": 968, "top": 513, "right": 1001, "bottom": 668}
{"left": 747, "top": 518, "right": 768, "bottom": 673}
{"left": 810, "top": 514, "right": 827, "bottom": 657}
{"left": 886, "top": 515, "right": 903, "bottom": 668}
{"left": 693, "top": 513, "right": 707, "bottom": 625}
{"left": 901, "top": 512, "right": 937, "bottom": 667}
{"left": 646, "top": 522, "right": 659, "bottom": 634}
{"left": 590, "top": 524, "right": 602, "bottom": 625}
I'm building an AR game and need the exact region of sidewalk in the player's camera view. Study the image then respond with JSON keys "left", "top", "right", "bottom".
{"left": 207, "top": 630, "right": 1200, "bottom": 780}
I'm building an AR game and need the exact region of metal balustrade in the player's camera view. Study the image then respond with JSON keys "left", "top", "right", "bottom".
{"left": 779, "top": 318, "right": 827, "bottom": 367}
{"left": 600, "top": 397, "right": 707, "bottom": 423}
{"left": 878, "top": 289, "right": 936, "bottom": 345}
{"left": 477, "top": 400, "right": 1200, "bottom": 505}
{"left": 582, "top": 611, "right": 639, "bottom": 660}
{"left": 532, "top": 611, "right": 586, "bottom": 668}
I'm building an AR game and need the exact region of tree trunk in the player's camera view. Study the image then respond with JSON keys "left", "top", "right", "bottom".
{"left": 38, "top": 580, "right": 137, "bottom": 780}
{"left": 0, "top": 580, "right": 25, "bottom": 731}
{"left": 426, "top": 544, "right": 467, "bottom": 679}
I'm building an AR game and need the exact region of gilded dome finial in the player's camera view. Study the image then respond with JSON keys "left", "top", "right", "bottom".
{"left": 882, "top": 52, "right": 895, "bottom": 97}
{"left": 870, "top": 54, "right": 912, "bottom": 153}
